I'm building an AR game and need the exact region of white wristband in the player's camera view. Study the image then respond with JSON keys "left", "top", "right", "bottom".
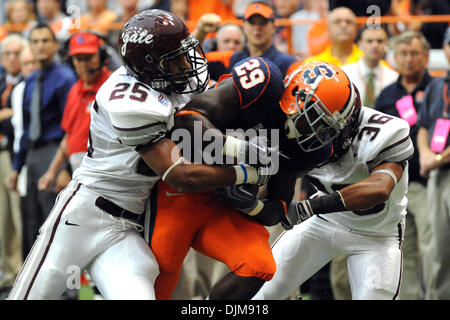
{"left": 162, "top": 157, "right": 185, "bottom": 181}
{"left": 371, "top": 169, "right": 398, "bottom": 186}
{"left": 223, "top": 136, "right": 245, "bottom": 159}
{"left": 233, "top": 164, "right": 258, "bottom": 185}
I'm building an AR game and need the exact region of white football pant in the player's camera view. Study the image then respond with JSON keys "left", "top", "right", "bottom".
{"left": 8, "top": 181, "right": 159, "bottom": 300}
{"left": 254, "top": 215, "right": 403, "bottom": 300}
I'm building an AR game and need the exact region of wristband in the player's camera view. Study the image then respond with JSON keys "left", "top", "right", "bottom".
{"left": 371, "top": 169, "right": 398, "bottom": 186}
{"left": 162, "top": 157, "right": 185, "bottom": 181}
{"left": 308, "top": 191, "right": 346, "bottom": 214}
{"left": 234, "top": 164, "right": 258, "bottom": 184}
{"left": 233, "top": 164, "right": 258, "bottom": 185}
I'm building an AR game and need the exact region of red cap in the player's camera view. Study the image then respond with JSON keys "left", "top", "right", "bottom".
{"left": 244, "top": 2, "right": 275, "bottom": 20}
{"left": 68, "top": 31, "right": 102, "bottom": 56}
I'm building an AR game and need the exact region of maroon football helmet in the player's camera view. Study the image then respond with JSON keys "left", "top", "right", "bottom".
{"left": 118, "top": 10, "right": 209, "bottom": 94}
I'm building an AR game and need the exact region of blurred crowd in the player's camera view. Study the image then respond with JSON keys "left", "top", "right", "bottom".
{"left": 0, "top": 0, "right": 450, "bottom": 300}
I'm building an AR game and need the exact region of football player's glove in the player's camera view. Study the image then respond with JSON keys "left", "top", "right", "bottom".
{"left": 215, "top": 184, "right": 261, "bottom": 215}
{"left": 280, "top": 200, "right": 314, "bottom": 230}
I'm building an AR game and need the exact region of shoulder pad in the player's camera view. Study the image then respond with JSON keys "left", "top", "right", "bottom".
{"left": 97, "top": 68, "right": 174, "bottom": 147}
{"left": 231, "top": 57, "right": 284, "bottom": 109}
{"left": 357, "top": 108, "right": 414, "bottom": 169}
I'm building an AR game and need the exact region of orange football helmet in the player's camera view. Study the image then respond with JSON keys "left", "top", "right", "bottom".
{"left": 280, "top": 60, "right": 361, "bottom": 153}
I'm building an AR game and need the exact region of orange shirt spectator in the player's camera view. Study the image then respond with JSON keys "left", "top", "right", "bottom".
{"left": 187, "top": 0, "right": 236, "bottom": 32}
{"left": 0, "top": 0, "right": 37, "bottom": 41}
{"left": 79, "top": 0, "right": 117, "bottom": 36}
{"left": 306, "top": 20, "right": 330, "bottom": 56}
{"left": 291, "top": 0, "right": 329, "bottom": 60}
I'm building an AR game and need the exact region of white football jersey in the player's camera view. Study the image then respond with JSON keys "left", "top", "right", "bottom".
{"left": 306, "top": 107, "right": 414, "bottom": 236}
{"left": 73, "top": 66, "right": 194, "bottom": 213}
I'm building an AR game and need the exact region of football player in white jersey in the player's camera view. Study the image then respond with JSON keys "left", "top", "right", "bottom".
{"left": 8, "top": 10, "right": 267, "bottom": 300}
{"left": 253, "top": 61, "right": 414, "bottom": 300}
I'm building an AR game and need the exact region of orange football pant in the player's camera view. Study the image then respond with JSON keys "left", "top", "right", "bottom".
{"left": 151, "top": 182, "right": 276, "bottom": 300}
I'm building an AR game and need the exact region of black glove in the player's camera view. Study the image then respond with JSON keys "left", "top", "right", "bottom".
{"left": 281, "top": 200, "right": 314, "bottom": 230}
{"left": 215, "top": 184, "right": 260, "bottom": 215}
{"left": 249, "top": 199, "right": 286, "bottom": 226}
{"left": 216, "top": 186, "right": 287, "bottom": 226}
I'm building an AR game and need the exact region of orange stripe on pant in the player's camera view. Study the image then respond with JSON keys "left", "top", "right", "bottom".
{"left": 152, "top": 182, "right": 276, "bottom": 300}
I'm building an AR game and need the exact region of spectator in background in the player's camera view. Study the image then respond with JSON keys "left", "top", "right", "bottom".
{"left": 187, "top": 0, "right": 235, "bottom": 31}
{"left": 206, "top": 1, "right": 299, "bottom": 80}
{"left": 8, "top": 23, "right": 76, "bottom": 259}
{"left": 10, "top": 46, "right": 37, "bottom": 159}
{"left": 416, "top": 27, "right": 450, "bottom": 300}
{"left": 389, "top": 0, "right": 417, "bottom": 36}
{"left": 107, "top": 0, "right": 139, "bottom": 48}
{"left": 0, "top": 34, "right": 27, "bottom": 296}
{"left": 412, "top": 0, "right": 450, "bottom": 49}
{"left": 389, "top": 0, "right": 450, "bottom": 50}
{"left": 38, "top": 31, "right": 111, "bottom": 193}
{"left": 170, "top": 0, "right": 189, "bottom": 20}
{"left": 290, "top": 0, "right": 329, "bottom": 61}
{"left": 232, "top": 0, "right": 253, "bottom": 18}
{"left": 303, "top": 6, "right": 362, "bottom": 67}
{"left": 191, "top": 13, "right": 222, "bottom": 46}
{"left": 8, "top": 49, "right": 37, "bottom": 252}
{"left": 148, "top": 0, "right": 170, "bottom": 11}
{"left": 0, "top": 0, "right": 37, "bottom": 42}
{"left": 342, "top": 26, "right": 398, "bottom": 108}
{"left": 3, "top": 44, "right": 37, "bottom": 297}
{"left": 329, "top": 0, "right": 392, "bottom": 16}
{"left": 79, "top": 0, "right": 117, "bottom": 36}
{"left": 36, "top": 0, "right": 73, "bottom": 45}
{"left": 272, "top": 0, "right": 302, "bottom": 54}
{"left": 375, "top": 31, "right": 434, "bottom": 300}
{"left": 216, "top": 24, "right": 245, "bottom": 52}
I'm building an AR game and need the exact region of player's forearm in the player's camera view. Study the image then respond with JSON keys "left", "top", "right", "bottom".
{"left": 283, "top": 179, "right": 391, "bottom": 228}
{"left": 338, "top": 178, "right": 392, "bottom": 211}
{"left": 166, "top": 164, "right": 235, "bottom": 193}
{"left": 166, "top": 163, "right": 264, "bottom": 193}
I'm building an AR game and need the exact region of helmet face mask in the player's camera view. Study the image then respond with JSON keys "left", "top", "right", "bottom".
{"left": 119, "top": 10, "right": 209, "bottom": 94}
{"left": 290, "top": 88, "right": 346, "bottom": 152}
{"left": 281, "top": 61, "right": 361, "bottom": 154}
{"left": 153, "top": 36, "right": 209, "bottom": 93}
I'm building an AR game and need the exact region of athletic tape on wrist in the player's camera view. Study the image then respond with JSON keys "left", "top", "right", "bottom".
{"left": 234, "top": 164, "right": 258, "bottom": 185}
{"left": 223, "top": 136, "right": 244, "bottom": 159}
{"left": 234, "top": 164, "right": 246, "bottom": 184}
{"left": 240, "top": 164, "right": 248, "bottom": 184}
{"left": 371, "top": 169, "right": 398, "bottom": 186}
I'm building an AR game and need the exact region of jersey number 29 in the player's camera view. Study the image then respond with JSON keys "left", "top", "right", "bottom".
{"left": 234, "top": 58, "right": 265, "bottom": 90}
